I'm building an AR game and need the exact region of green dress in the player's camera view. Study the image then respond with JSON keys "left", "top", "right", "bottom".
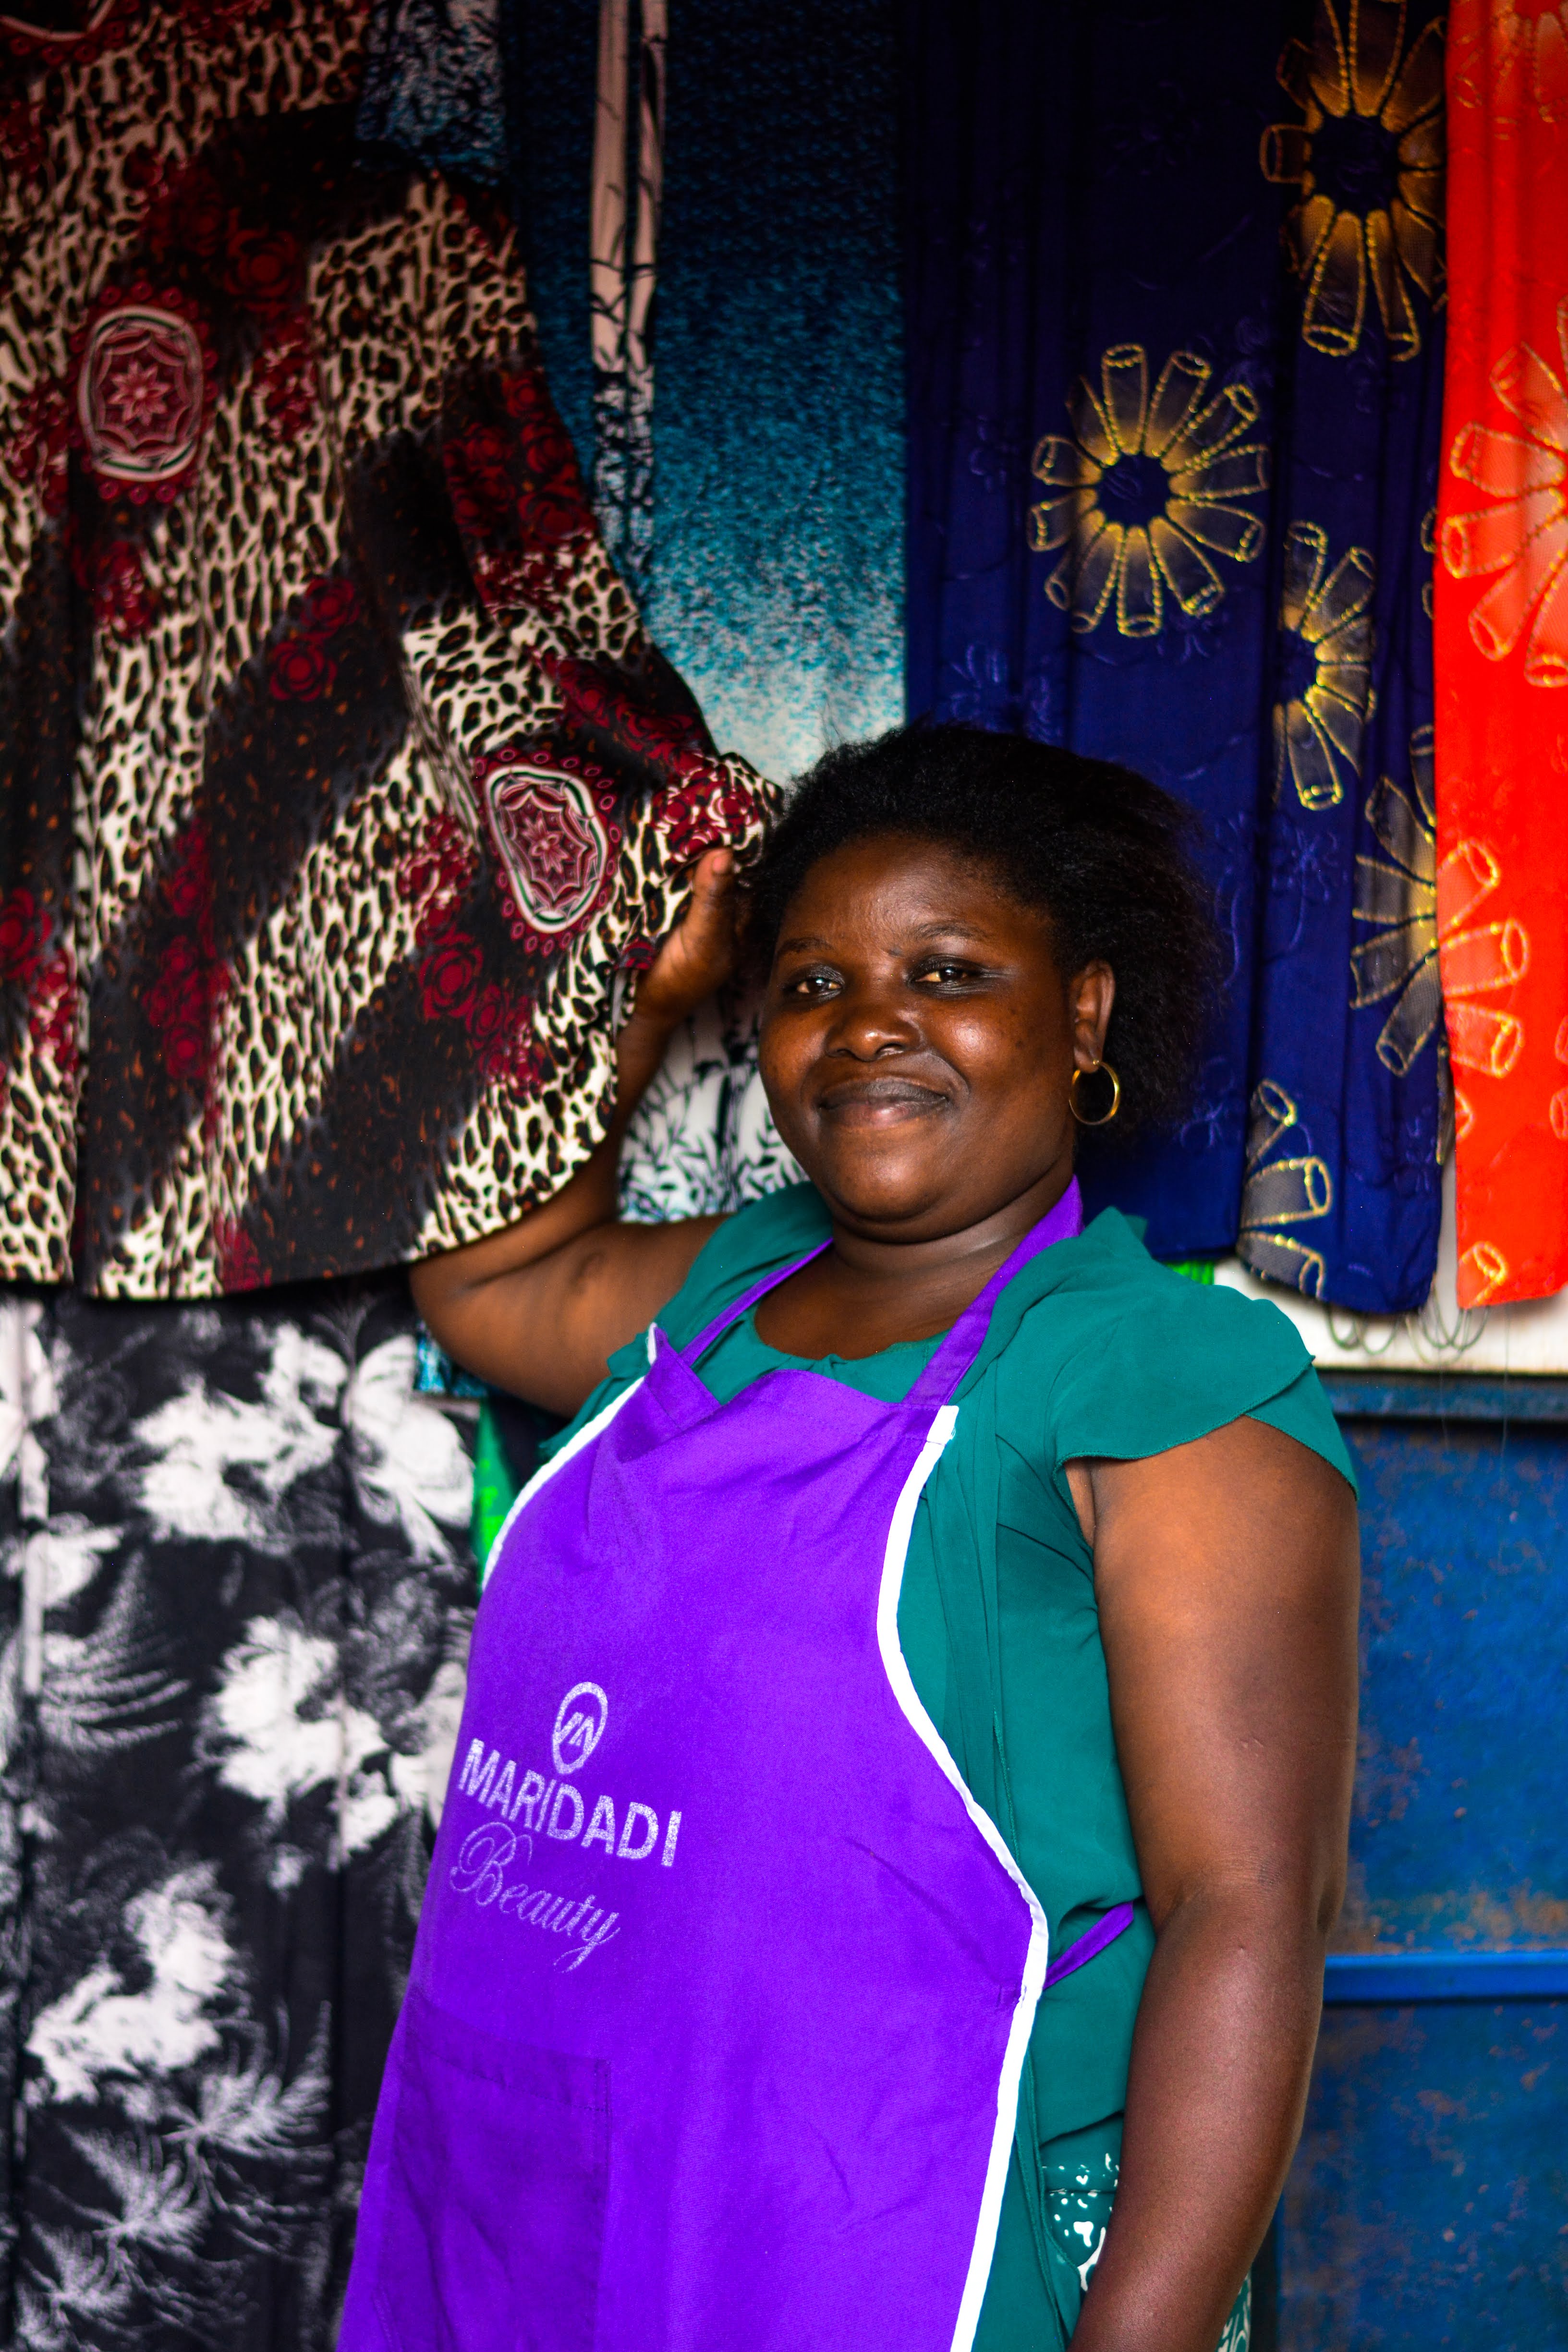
{"left": 521, "top": 1186, "right": 1356, "bottom": 2349}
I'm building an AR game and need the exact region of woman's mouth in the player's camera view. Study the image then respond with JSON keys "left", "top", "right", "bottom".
{"left": 816, "top": 1076, "right": 951, "bottom": 1127}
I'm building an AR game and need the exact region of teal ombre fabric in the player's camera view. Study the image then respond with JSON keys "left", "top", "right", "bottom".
{"left": 507, "top": 0, "right": 904, "bottom": 782}
{"left": 361, "top": 0, "right": 904, "bottom": 784}
{"left": 640, "top": 0, "right": 904, "bottom": 780}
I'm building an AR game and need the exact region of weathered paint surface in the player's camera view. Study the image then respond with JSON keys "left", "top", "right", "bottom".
{"left": 1280, "top": 1398, "right": 1568, "bottom": 2348}
{"left": 1336, "top": 1409, "right": 1568, "bottom": 1953}
{"left": 1286, "top": 2002, "right": 1567, "bottom": 2347}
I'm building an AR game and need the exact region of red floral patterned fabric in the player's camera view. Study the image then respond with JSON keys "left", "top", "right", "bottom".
{"left": 0, "top": 0, "right": 775, "bottom": 1297}
{"left": 1435, "top": 0, "right": 1568, "bottom": 1304}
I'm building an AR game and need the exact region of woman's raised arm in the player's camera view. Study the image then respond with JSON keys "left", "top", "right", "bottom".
{"left": 410, "top": 849, "right": 741, "bottom": 1418}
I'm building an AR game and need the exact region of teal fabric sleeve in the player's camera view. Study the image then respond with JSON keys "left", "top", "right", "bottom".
{"left": 1036, "top": 1260, "right": 1357, "bottom": 1493}
{"left": 1247, "top": 1364, "right": 1358, "bottom": 1490}
{"left": 939, "top": 1211, "right": 1357, "bottom": 1497}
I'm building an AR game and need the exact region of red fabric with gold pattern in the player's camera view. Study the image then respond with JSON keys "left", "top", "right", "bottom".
{"left": 1435, "top": 0, "right": 1568, "bottom": 1305}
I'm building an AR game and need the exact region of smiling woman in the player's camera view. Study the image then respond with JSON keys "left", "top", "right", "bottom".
{"left": 351, "top": 724, "right": 1360, "bottom": 2352}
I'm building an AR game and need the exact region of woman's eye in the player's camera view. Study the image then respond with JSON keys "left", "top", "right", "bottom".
{"left": 913, "top": 961, "right": 976, "bottom": 987}
{"left": 786, "top": 970, "right": 841, "bottom": 999}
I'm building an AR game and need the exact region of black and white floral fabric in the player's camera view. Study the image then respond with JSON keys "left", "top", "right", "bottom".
{"left": 0, "top": 1281, "right": 475, "bottom": 2351}
{"left": 619, "top": 996, "right": 802, "bottom": 1226}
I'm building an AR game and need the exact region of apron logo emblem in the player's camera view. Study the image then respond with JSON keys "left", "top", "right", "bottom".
{"left": 552, "top": 1683, "right": 608, "bottom": 1775}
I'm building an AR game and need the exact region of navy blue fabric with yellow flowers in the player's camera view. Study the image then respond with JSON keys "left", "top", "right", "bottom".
{"left": 906, "top": 0, "right": 1446, "bottom": 1309}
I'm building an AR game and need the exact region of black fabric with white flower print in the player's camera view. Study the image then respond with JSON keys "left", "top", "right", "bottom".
{"left": 0, "top": 1278, "right": 475, "bottom": 2350}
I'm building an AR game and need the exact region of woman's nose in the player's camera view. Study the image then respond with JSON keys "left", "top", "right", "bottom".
{"left": 823, "top": 977, "right": 921, "bottom": 1057}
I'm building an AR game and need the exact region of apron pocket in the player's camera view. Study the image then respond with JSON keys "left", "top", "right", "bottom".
{"left": 375, "top": 1985, "right": 610, "bottom": 2352}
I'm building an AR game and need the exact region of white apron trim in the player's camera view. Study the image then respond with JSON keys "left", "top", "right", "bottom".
{"left": 875, "top": 1401, "right": 1051, "bottom": 2352}
{"left": 480, "top": 1356, "right": 651, "bottom": 1591}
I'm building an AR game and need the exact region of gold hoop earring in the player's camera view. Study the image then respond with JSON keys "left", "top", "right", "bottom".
{"left": 1069, "top": 1060, "right": 1120, "bottom": 1127}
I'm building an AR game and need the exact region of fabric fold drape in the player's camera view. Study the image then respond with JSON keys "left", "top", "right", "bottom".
{"left": 357, "top": 0, "right": 508, "bottom": 186}
{"left": 1434, "top": 0, "right": 1568, "bottom": 1305}
{"left": 0, "top": 1279, "right": 477, "bottom": 2350}
{"left": 904, "top": 0, "right": 1446, "bottom": 1306}
{"left": 0, "top": 0, "right": 775, "bottom": 1301}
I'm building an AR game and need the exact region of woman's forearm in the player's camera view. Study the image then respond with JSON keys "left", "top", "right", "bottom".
{"left": 1067, "top": 1882, "right": 1325, "bottom": 2352}
{"left": 409, "top": 1005, "right": 721, "bottom": 1411}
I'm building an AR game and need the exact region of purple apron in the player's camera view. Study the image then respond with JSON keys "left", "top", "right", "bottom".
{"left": 341, "top": 1177, "right": 1129, "bottom": 2352}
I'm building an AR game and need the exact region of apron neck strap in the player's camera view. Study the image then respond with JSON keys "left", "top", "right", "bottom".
{"left": 675, "top": 1177, "right": 1083, "bottom": 1385}
{"left": 677, "top": 1239, "right": 834, "bottom": 1366}
{"left": 905, "top": 1176, "right": 1084, "bottom": 1406}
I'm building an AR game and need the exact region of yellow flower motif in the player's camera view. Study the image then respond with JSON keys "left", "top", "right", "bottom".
{"left": 1436, "top": 829, "right": 1530, "bottom": 1121}
{"left": 1550, "top": 1016, "right": 1568, "bottom": 1142}
{"left": 1352, "top": 729, "right": 1530, "bottom": 1099}
{"left": 1421, "top": 503, "right": 1436, "bottom": 618}
{"left": 1441, "top": 296, "right": 1568, "bottom": 688}
{"left": 1028, "top": 344, "right": 1269, "bottom": 638}
{"left": 1459, "top": 1238, "right": 1511, "bottom": 1306}
{"left": 1261, "top": 0, "right": 1445, "bottom": 361}
{"left": 1350, "top": 727, "right": 1440, "bottom": 1072}
{"left": 1275, "top": 522, "right": 1376, "bottom": 810}
{"left": 1238, "top": 1080, "right": 1334, "bottom": 1299}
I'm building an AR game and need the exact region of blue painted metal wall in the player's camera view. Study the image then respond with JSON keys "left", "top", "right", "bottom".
{"left": 1281, "top": 1380, "right": 1568, "bottom": 2348}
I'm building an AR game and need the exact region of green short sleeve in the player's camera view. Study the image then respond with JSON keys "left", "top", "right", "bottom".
{"left": 1023, "top": 1224, "right": 1357, "bottom": 1495}
{"left": 1247, "top": 1364, "right": 1357, "bottom": 1492}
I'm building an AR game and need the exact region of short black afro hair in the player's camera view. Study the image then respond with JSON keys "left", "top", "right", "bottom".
{"left": 745, "top": 724, "right": 1218, "bottom": 1136}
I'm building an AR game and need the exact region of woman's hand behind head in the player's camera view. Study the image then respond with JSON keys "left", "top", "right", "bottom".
{"left": 411, "top": 846, "right": 742, "bottom": 1414}
{"left": 615, "top": 848, "right": 740, "bottom": 1100}
{"left": 632, "top": 848, "right": 739, "bottom": 1029}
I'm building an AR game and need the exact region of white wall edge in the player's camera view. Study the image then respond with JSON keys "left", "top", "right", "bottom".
{"left": 1215, "top": 1161, "right": 1568, "bottom": 1375}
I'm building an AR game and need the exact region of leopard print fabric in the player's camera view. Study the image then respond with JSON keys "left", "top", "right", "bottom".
{"left": 0, "top": 0, "right": 777, "bottom": 1297}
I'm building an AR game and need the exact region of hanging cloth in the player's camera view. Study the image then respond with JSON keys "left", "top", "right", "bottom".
{"left": 903, "top": 0, "right": 1446, "bottom": 1305}
{"left": 339, "top": 1183, "right": 1133, "bottom": 2350}
{"left": 1239, "top": 0, "right": 1446, "bottom": 1311}
{"left": 0, "top": 0, "right": 774, "bottom": 1299}
{"left": 500, "top": 0, "right": 907, "bottom": 787}
{"left": 357, "top": 0, "right": 509, "bottom": 185}
{"left": 0, "top": 1277, "right": 478, "bottom": 2347}
{"left": 1434, "top": 0, "right": 1568, "bottom": 1305}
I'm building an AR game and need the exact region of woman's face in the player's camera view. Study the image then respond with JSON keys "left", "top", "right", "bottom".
{"left": 758, "top": 832, "right": 1113, "bottom": 1244}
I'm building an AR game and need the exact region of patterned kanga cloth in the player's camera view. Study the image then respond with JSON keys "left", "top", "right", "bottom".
{"left": 0, "top": 1278, "right": 479, "bottom": 2349}
{"left": 0, "top": 0, "right": 775, "bottom": 1298}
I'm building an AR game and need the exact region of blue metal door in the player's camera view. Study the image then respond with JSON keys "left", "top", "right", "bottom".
{"left": 1279, "top": 1377, "right": 1568, "bottom": 2347}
